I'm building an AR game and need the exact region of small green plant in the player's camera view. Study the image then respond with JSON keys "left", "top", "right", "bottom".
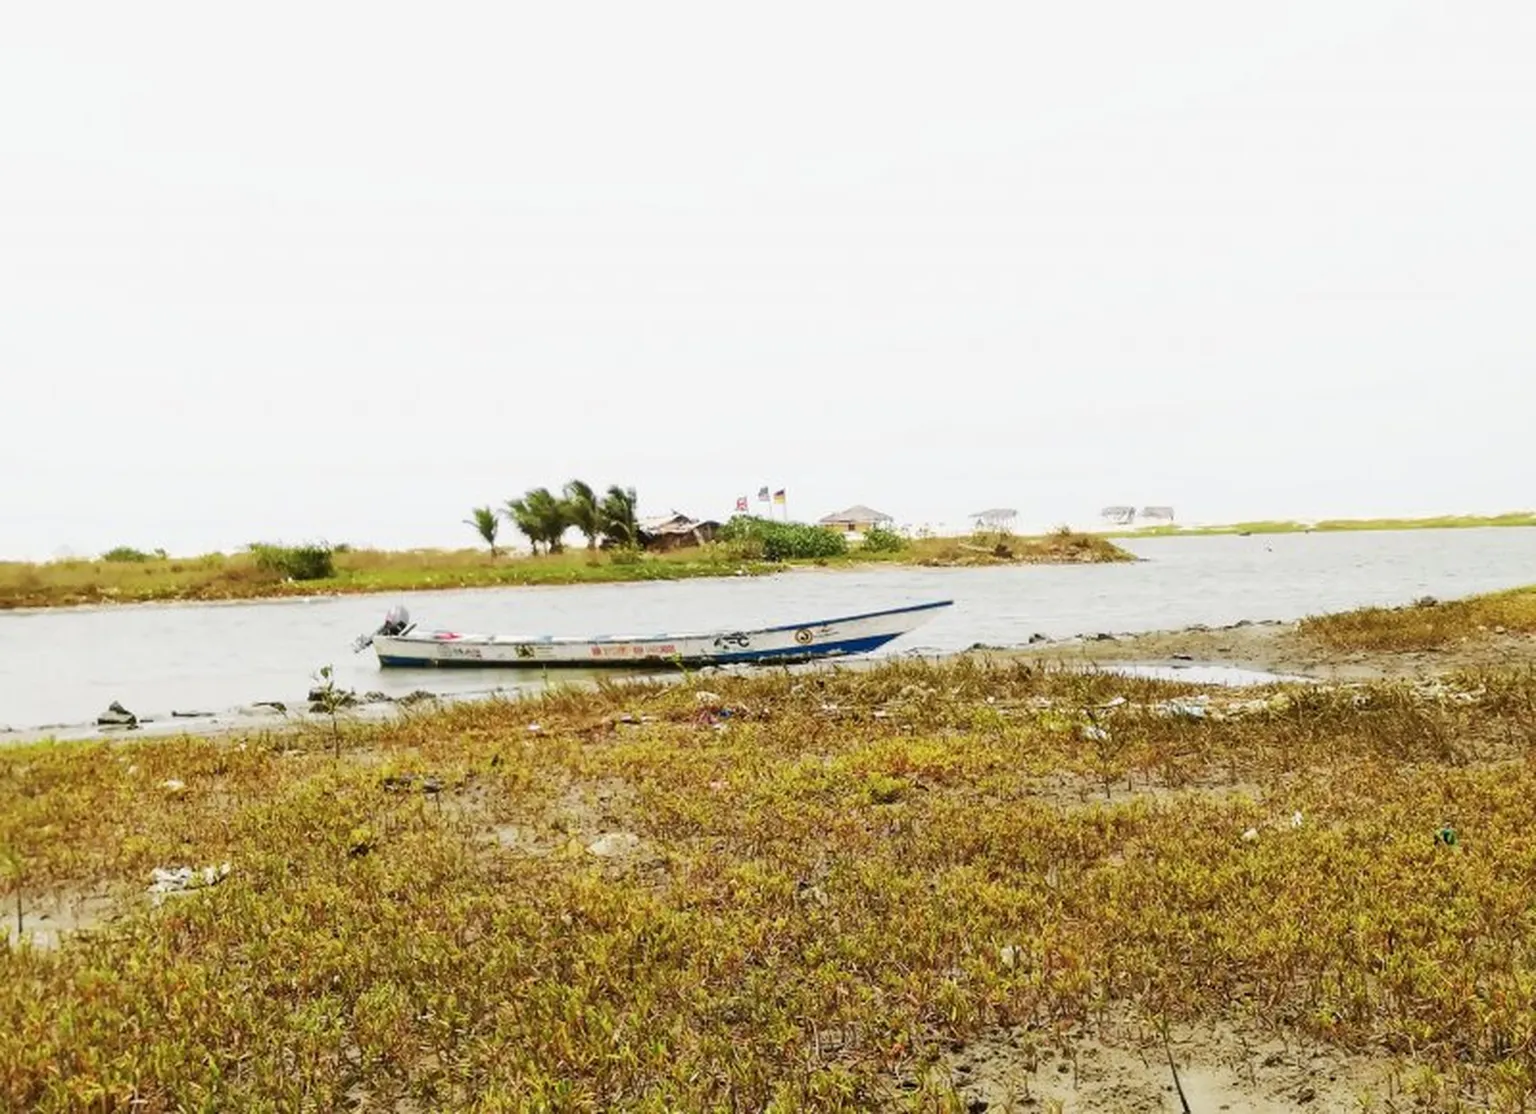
{"left": 310, "top": 664, "right": 354, "bottom": 758}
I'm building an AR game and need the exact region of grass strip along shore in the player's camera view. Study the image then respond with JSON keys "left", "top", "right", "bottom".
{"left": 4, "top": 588, "right": 1536, "bottom": 1110}
{"left": 0, "top": 531, "right": 1131, "bottom": 611}
{"left": 1107, "top": 511, "right": 1536, "bottom": 538}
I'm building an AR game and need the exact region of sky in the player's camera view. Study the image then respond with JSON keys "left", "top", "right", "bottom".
{"left": 2, "top": 0, "right": 1533, "bottom": 559}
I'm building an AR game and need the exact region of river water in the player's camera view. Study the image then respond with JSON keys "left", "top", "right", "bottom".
{"left": 3, "top": 529, "right": 1534, "bottom": 736}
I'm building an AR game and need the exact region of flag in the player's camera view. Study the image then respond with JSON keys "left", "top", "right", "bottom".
{"left": 772, "top": 489, "right": 786, "bottom": 505}
{"left": 734, "top": 496, "right": 748, "bottom": 513}
{"left": 757, "top": 486, "right": 770, "bottom": 502}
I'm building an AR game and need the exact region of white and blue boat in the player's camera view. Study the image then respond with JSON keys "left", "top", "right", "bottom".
{"left": 354, "top": 600, "right": 952, "bottom": 669}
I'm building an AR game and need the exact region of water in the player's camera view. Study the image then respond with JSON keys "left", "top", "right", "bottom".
{"left": 3, "top": 528, "right": 1534, "bottom": 734}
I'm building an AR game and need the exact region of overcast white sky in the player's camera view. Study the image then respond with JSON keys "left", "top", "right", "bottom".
{"left": 2, "top": 0, "right": 1532, "bottom": 559}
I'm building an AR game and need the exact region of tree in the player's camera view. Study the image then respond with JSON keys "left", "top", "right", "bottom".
{"left": 600, "top": 485, "right": 640, "bottom": 548}
{"left": 503, "top": 488, "right": 571, "bottom": 554}
{"left": 464, "top": 506, "right": 501, "bottom": 557}
{"left": 563, "top": 480, "right": 602, "bottom": 550}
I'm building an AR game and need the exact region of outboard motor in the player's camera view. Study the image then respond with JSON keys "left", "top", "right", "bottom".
{"left": 381, "top": 604, "right": 411, "bottom": 636}
{"left": 352, "top": 604, "right": 413, "bottom": 652}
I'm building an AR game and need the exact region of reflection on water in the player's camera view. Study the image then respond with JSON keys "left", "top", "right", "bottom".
{"left": 3, "top": 527, "right": 1534, "bottom": 733}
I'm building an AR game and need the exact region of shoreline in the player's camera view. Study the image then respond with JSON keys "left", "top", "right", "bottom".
{"left": 1102, "top": 511, "right": 1536, "bottom": 538}
{"left": 11, "top": 587, "right": 1533, "bottom": 748}
{"left": 0, "top": 532, "right": 1131, "bottom": 613}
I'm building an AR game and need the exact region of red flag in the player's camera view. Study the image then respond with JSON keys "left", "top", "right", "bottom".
{"left": 735, "top": 496, "right": 748, "bottom": 512}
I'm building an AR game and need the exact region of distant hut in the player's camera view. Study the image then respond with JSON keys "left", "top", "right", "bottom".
{"left": 969, "top": 508, "right": 1018, "bottom": 532}
{"left": 636, "top": 512, "right": 721, "bottom": 552}
{"left": 818, "top": 505, "right": 895, "bottom": 535}
{"left": 1100, "top": 505, "right": 1137, "bottom": 527}
{"left": 1139, "top": 505, "right": 1176, "bottom": 526}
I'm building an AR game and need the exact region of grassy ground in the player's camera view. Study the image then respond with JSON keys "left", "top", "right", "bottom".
{"left": 1110, "top": 512, "right": 1536, "bottom": 538}
{"left": 1300, "top": 585, "right": 1536, "bottom": 653}
{"left": 0, "top": 532, "right": 1132, "bottom": 611}
{"left": 5, "top": 653, "right": 1536, "bottom": 1110}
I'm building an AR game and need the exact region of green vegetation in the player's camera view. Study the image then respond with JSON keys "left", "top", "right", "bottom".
{"left": 463, "top": 507, "right": 501, "bottom": 558}
{"left": 500, "top": 478, "right": 643, "bottom": 555}
{"left": 598, "top": 485, "right": 641, "bottom": 550}
{"left": 0, "top": 526, "right": 1133, "bottom": 611}
{"left": 4, "top": 658, "right": 1536, "bottom": 1108}
{"left": 100, "top": 546, "right": 160, "bottom": 563}
{"left": 860, "top": 525, "right": 907, "bottom": 554}
{"left": 719, "top": 515, "right": 849, "bottom": 560}
{"left": 1300, "top": 585, "right": 1536, "bottom": 653}
{"left": 503, "top": 487, "right": 572, "bottom": 554}
{"left": 895, "top": 527, "right": 1134, "bottom": 567}
{"left": 248, "top": 542, "right": 336, "bottom": 582}
{"left": 1111, "top": 511, "right": 1536, "bottom": 538}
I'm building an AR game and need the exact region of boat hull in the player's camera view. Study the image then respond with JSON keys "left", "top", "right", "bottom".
{"left": 372, "top": 600, "right": 951, "bottom": 669}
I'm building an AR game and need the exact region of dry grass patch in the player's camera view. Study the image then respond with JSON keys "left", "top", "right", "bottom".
{"left": 1300, "top": 587, "right": 1536, "bottom": 653}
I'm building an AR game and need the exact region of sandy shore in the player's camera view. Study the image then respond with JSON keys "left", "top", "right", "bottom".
{"left": 997, "top": 617, "right": 1536, "bottom": 681}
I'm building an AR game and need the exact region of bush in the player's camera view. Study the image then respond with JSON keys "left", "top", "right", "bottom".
{"left": 102, "top": 546, "right": 154, "bottom": 562}
{"left": 718, "top": 516, "right": 847, "bottom": 561}
{"left": 860, "top": 526, "right": 906, "bottom": 553}
{"left": 607, "top": 547, "right": 644, "bottom": 567}
{"left": 249, "top": 543, "right": 336, "bottom": 581}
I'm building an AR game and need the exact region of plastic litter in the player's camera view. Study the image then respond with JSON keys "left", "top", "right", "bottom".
{"left": 148, "top": 863, "right": 231, "bottom": 904}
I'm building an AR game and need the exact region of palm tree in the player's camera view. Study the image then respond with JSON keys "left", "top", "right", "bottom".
{"left": 464, "top": 506, "right": 501, "bottom": 558}
{"left": 564, "top": 480, "right": 602, "bottom": 550}
{"left": 599, "top": 485, "right": 641, "bottom": 549}
{"left": 503, "top": 488, "right": 570, "bottom": 554}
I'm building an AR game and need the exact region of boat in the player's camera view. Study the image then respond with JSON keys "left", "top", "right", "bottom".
{"left": 352, "top": 600, "right": 953, "bottom": 669}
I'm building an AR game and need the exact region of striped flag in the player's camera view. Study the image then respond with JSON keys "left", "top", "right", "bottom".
{"left": 757, "top": 486, "right": 770, "bottom": 502}
{"left": 772, "top": 489, "right": 786, "bottom": 505}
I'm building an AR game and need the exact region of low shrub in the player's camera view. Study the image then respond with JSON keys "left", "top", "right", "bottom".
{"left": 101, "top": 546, "right": 154, "bottom": 563}
{"left": 718, "top": 516, "right": 847, "bottom": 561}
{"left": 860, "top": 526, "right": 906, "bottom": 553}
{"left": 249, "top": 543, "right": 336, "bottom": 581}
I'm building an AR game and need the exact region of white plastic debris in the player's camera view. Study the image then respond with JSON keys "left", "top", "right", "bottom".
{"left": 160, "top": 779, "right": 187, "bottom": 794}
{"left": 693, "top": 691, "right": 722, "bottom": 704}
{"left": 1291, "top": 811, "right": 1304, "bottom": 828}
{"left": 148, "top": 863, "right": 231, "bottom": 904}
{"left": 1080, "top": 725, "right": 1111, "bottom": 742}
{"left": 1157, "top": 697, "right": 1209, "bottom": 720}
{"left": 999, "top": 944, "right": 1020, "bottom": 969}
{"left": 1242, "top": 828, "right": 1260, "bottom": 842}
{"left": 586, "top": 832, "right": 641, "bottom": 858}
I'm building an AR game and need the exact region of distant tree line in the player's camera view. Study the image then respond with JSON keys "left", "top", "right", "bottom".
{"left": 465, "top": 481, "right": 640, "bottom": 556}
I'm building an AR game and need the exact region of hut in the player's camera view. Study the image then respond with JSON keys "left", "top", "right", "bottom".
{"left": 636, "top": 513, "right": 721, "bottom": 552}
{"left": 818, "top": 505, "right": 895, "bottom": 535}
{"left": 969, "top": 508, "right": 1019, "bottom": 532}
